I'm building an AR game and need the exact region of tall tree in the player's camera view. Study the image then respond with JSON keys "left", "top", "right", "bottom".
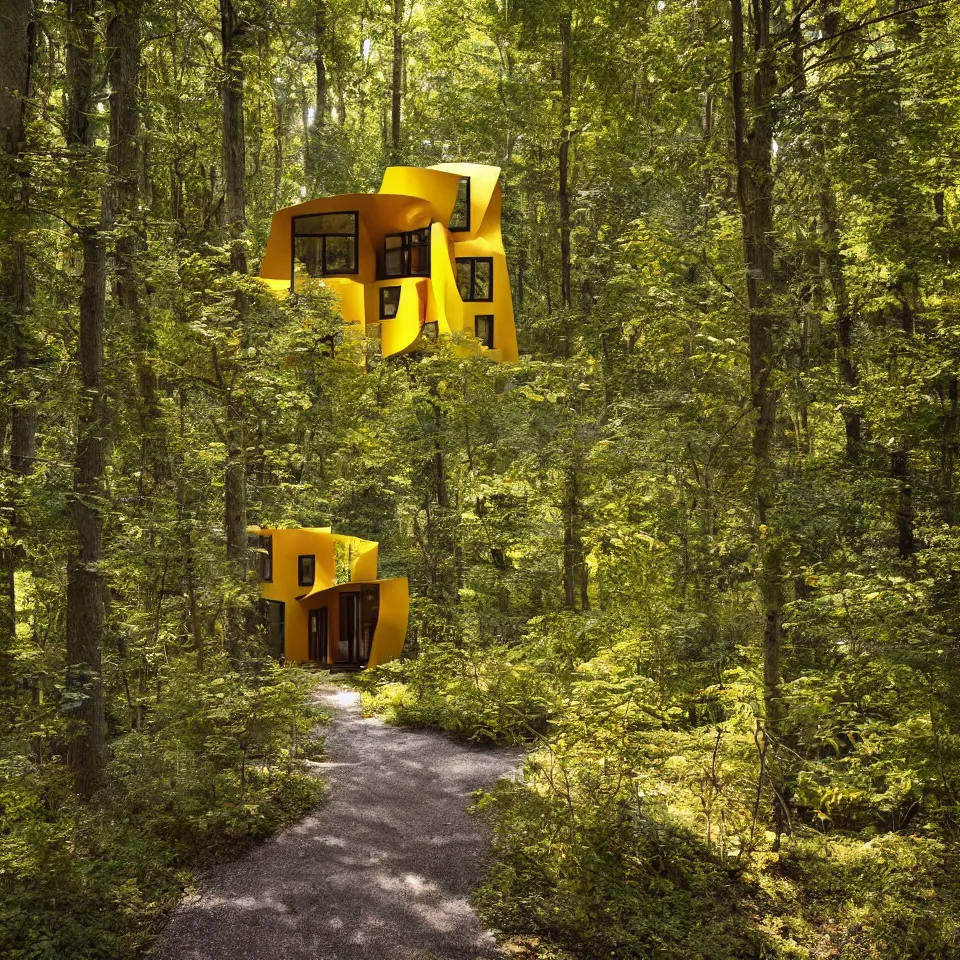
{"left": 558, "top": 12, "right": 572, "bottom": 317}
{"left": 730, "top": 0, "right": 787, "bottom": 843}
{"left": 220, "top": 0, "right": 250, "bottom": 654}
{"left": 64, "top": 0, "right": 107, "bottom": 798}
{"left": 0, "top": 0, "right": 36, "bottom": 653}
{"left": 390, "top": 0, "right": 403, "bottom": 161}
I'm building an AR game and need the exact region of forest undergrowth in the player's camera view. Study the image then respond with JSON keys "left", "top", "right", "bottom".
{"left": 4, "top": 0, "right": 960, "bottom": 956}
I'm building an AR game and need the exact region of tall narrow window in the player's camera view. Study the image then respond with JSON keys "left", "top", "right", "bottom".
{"left": 292, "top": 211, "right": 358, "bottom": 286}
{"left": 258, "top": 535, "right": 273, "bottom": 582}
{"left": 475, "top": 314, "right": 494, "bottom": 349}
{"left": 449, "top": 176, "right": 470, "bottom": 232}
{"left": 383, "top": 228, "right": 430, "bottom": 278}
{"left": 456, "top": 257, "right": 493, "bottom": 302}
{"left": 380, "top": 285, "right": 401, "bottom": 319}
{"left": 298, "top": 554, "right": 316, "bottom": 587}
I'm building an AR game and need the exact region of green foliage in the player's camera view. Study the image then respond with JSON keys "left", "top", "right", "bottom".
{"left": 0, "top": 660, "right": 323, "bottom": 960}
{"left": 362, "top": 637, "right": 556, "bottom": 742}
{"left": 3, "top": 0, "right": 960, "bottom": 956}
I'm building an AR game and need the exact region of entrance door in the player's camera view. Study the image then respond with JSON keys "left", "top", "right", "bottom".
{"left": 308, "top": 607, "right": 328, "bottom": 663}
{"left": 266, "top": 600, "right": 285, "bottom": 658}
{"left": 360, "top": 583, "right": 380, "bottom": 662}
{"left": 338, "top": 592, "right": 361, "bottom": 663}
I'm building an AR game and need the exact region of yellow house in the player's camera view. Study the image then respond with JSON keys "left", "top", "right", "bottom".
{"left": 258, "top": 163, "right": 518, "bottom": 361}
{"left": 250, "top": 526, "right": 408, "bottom": 669}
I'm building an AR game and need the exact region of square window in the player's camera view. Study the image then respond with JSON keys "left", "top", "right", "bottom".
{"left": 380, "top": 285, "right": 401, "bottom": 319}
{"left": 455, "top": 257, "right": 494, "bottom": 302}
{"left": 423, "top": 321, "right": 438, "bottom": 341}
{"left": 475, "top": 314, "right": 494, "bottom": 348}
{"left": 383, "top": 230, "right": 429, "bottom": 279}
{"left": 290, "top": 211, "right": 358, "bottom": 286}
{"left": 298, "top": 555, "right": 316, "bottom": 587}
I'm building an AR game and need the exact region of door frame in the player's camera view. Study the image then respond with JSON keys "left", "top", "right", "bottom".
{"left": 308, "top": 607, "right": 328, "bottom": 663}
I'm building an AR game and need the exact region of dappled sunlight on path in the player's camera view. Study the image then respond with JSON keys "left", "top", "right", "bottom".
{"left": 154, "top": 685, "right": 521, "bottom": 960}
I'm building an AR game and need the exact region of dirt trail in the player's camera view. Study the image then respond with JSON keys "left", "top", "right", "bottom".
{"left": 154, "top": 686, "right": 521, "bottom": 960}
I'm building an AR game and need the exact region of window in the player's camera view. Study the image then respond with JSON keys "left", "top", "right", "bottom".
{"left": 258, "top": 535, "right": 273, "bottom": 582}
{"left": 475, "top": 314, "right": 494, "bottom": 349}
{"left": 422, "top": 321, "right": 438, "bottom": 342}
{"left": 449, "top": 176, "right": 470, "bottom": 232}
{"left": 380, "top": 285, "right": 401, "bottom": 319}
{"left": 383, "top": 228, "right": 430, "bottom": 278}
{"left": 456, "top": 257, "right": 493, "bottom": 302}
{"left": 292, "top": 211, "right": 358, "bottom": 285}
{"left": 298, "top": 554, "right": 315, "bottom": 587}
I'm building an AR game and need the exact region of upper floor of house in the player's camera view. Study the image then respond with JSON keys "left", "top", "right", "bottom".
{"left": 258, "top": 163, "right": 518, "bottom": 362}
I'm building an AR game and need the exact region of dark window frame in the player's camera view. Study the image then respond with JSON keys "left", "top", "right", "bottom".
{"left": 382, "top": 228, "right": 431, "bottom": 279}
{"left": 456, "top": 257, "right": 494, "bottom": 302}
{"left": 422, "top": 320, "right": 439, "bottom": 342}
{"left": 298, "top": 554, "right": 316, "bottom": 587}
{"left": 475, "top": 314, "right": 494, "bottom": 349}
{"left": 449, "top": 176, "right": 471, "bottom": 233}
{"left": 258, "top": 535, "right": 273, "bottom": 582}
{"left": 379, "top": 285, "right": 402, "bottom": 319}
{"left": 291, "top": 210, "right": 359, "bottom": 289}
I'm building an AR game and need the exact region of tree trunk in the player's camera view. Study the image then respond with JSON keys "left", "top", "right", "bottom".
{"left": 731, "top": 0, "right": 787, "bottom": 846}
{"left": 558, "top": 14, "right": 572, "bottom": 316}
{"left": 314, "top": 0, "right": 328, "bottom": 131}
{"left": 891, "top": 450, "right": 915, "bottom": 558}
{"left": 390, "top": 0, "right": 402, "bottom": 161}
{"left": 1, "top": 0, "right": 36, "bottom": 655}
{"left": 220, "top": 0, "right": 250, "bottom": 655}
{"left": 819, "top": 183, "right": 861, "bottom": 462}
{"left": 941, "top": 376, "right": 958, "bottom": 525}
{"left": 65, "top": 0, "right": 107, "bottom": 799}
{"left": 220, "top": 0, "right": 247, "bottom": 277}
{"left": 562, "top": 464, "right": 587, "bottom": 611}
{"left": 108, "top": 9, "right": 160, "bottom": 475}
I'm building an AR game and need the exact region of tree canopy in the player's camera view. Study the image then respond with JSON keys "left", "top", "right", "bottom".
{"left": 2, "top": 0, "right": 960, "bottom": 956}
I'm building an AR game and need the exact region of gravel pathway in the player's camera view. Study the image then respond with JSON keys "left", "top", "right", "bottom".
{"left": 154, "top": 686, "right": 521, "bottom": 960}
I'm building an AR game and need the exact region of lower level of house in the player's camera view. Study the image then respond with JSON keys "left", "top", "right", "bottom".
{"left": 260, "top": 577, "right": 408, "bottom": 669}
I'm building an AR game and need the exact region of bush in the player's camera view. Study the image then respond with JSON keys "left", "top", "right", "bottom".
{"left": 0, "top": 657, "right": 325, "bottom": 960}
{"left": 360, "top": 638, "right": 556, "bottom": 743}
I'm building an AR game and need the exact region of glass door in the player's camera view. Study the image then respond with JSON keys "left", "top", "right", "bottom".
{"left": 308, "top": 607, "right": 328, "bottom": 663}
{"left": 338, "top": 592, "right": 361, "bottom": 663}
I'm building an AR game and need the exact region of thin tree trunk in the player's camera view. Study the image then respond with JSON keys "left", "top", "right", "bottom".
{"left": 558, "top": 14, "right": 572, "bottom": 316}
{"left": 891, "top": 450, "right": 915, "bottom": 558}
{"left": 65, "top": 0, "right": 107, "bottom": 799}
{"left": 219, "top": 0, "right": 250, "bottom": 655}
{"left": 108, "top": 8, "right": 160, "bottom": 477}
{"left": 390, "top": 0, "right": 402, "bottom": 160}
{"left": 314, "top": 1, "right": 328, "bottom": 131}
{"left": 731, "top": 0, "right": 787, "bottom": 847}
{"left": 820, "top": 183, "right": 861, "bottom": 462}
{"left": 1, "top": 0, "right": 36, "bottom": 655}
{"left": 221, "top": 0, "right": 247, "bottom": 278}
{"left": 941, "top": 377, "right": 958, "bottom": 524}
{"left": 562, "top": 464, "right": 587, "bottom": 610}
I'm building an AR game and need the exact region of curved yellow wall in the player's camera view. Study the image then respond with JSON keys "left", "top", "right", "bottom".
{"left": 258, "top": 163, "right": 518, "bottom": 362}
{"left": 368, "top": 578, "right": 410, "bottom": 669}
{"left": 249, "top": 526, "right": 407, "bottom": 669}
